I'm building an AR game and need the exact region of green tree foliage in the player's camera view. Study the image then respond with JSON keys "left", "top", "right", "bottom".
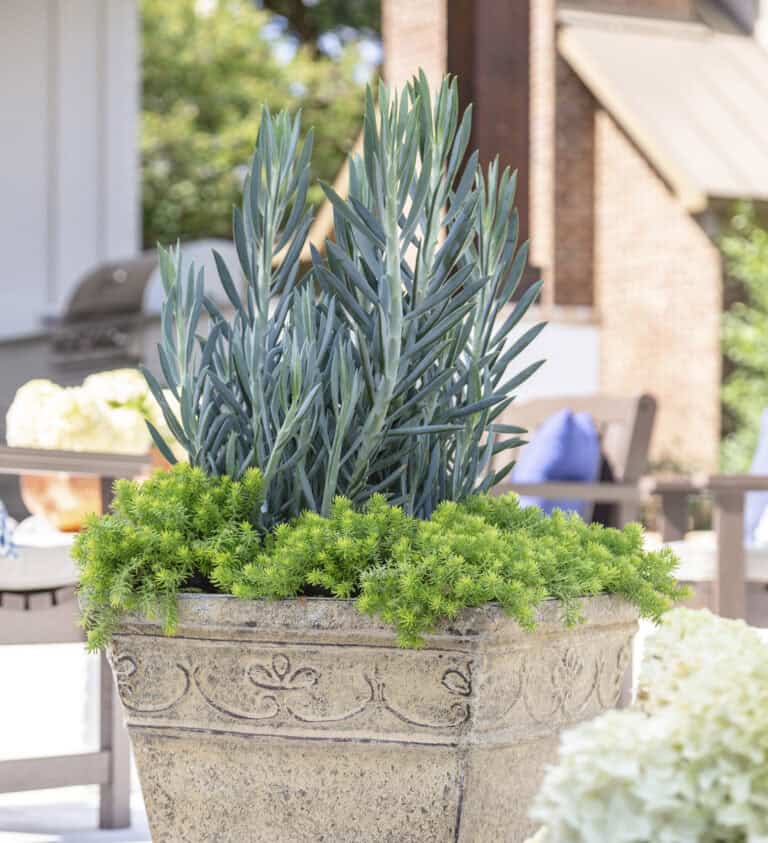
{"left": 75, "top": 465, "right": 685, "bottom": 650}
{"left": 721, "top": 202, "right": 768, "bottom": 471}
{"left": 264, "top": 0, "right": 380, "bottom": 41}
{"left": 141, "top": 0, "right": 365, "bottom": 247}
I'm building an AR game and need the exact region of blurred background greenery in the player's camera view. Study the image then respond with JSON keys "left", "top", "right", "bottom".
{"left": 721, "top": 202, "right": 768, "bottom": 472}
{"left": 141, "top": 0, "right": 380, "bottom": 248}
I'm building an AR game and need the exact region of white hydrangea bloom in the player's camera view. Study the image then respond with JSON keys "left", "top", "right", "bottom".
{"left": 82, "top": 368, "right": 150, "bottom": 407}
{"left": 5, "top": 370, "right": 185, "bottom": 457}
{"left": 6, "top": 379, "right": 64, "bottom": 447}
{"left": 104, "top": 406, "right": 156, "bottom": 455}
{"left": 528, "top": 609, "right": 768, "bottom": 843}
{"left": 37, "top": 386, "right": 117, "bottom": 452}
{"left": 637, "top": 607, "right": 762, "bottom": 712}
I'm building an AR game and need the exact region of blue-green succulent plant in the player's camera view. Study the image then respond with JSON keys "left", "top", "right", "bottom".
{"left": 143, "top": 72, "right": 544, "bottom": 526}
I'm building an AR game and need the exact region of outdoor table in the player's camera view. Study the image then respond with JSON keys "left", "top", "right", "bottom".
{"left": 0, "top": 447, "right": 149, "bottom": 829}
{"left": 651, "top": 474, "right": 768, "bottom": 622}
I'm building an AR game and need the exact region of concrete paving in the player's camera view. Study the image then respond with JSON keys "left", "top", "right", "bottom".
{"left": 0, "top": 788, "right": 149, "bottom": 842}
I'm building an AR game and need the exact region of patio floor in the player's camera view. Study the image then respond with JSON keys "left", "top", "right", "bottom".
{"left": 0, "top": 788, "right": 149, "bottom": 842}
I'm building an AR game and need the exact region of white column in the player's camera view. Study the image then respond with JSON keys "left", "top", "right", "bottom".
{"left": 0, "top": 0, "right": 139, "bottom": 339}
{"left": 0, "top": 2, "right": 51, "bottom": 339}
{"left": 101, "top": 0, "right": 141, "bottom": 263}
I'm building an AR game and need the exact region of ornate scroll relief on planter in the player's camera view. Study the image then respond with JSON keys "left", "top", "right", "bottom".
{"left": 110, "top": 595, "right": 637, "bottom": 843}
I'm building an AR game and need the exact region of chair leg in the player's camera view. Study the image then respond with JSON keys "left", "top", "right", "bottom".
{"left": 714, "top": 490, "right": 747, "bottom": 620}
{"left": 616, "top": 501, "right": 641, "bottom": 529}
{"left": 99, "top": 650, "right": 131, "bottom": 828}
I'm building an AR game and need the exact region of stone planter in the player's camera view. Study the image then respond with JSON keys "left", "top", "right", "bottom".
{"left": 109, "top": 594, "right": 637, "bottom": 842}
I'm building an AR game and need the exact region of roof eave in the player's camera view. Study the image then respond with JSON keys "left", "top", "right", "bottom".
{"left": 558, "top": 25, "right": 709, "bottom": 214}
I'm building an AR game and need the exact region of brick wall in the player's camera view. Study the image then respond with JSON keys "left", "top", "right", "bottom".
{"left": 552, "top": 57, "right": 597, "bottom": 306}
{"left": 594, "top": 111, "right": 722, "bottom": 471}
{"left": 382, "top": 0, "right": 446, "bottom": 91}
{"left": 530, "top": 0, "right": 556, "bottom": 299}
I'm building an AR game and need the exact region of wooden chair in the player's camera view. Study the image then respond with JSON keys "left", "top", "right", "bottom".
{"left": 493, "top": 393, "right": 657, "bottom": 528}
{"left": 0, "top": 447, "right": 149, "bottom": 829}
{"left": 653, "top": 474, "right": 768, "bottom": 623}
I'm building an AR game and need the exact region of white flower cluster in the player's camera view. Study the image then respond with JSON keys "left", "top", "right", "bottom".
{"left": 527, "top": 609, "right": 768, "bottom": 843}
{"left": 6, "top": 370, "right": 180, "bottom": 456}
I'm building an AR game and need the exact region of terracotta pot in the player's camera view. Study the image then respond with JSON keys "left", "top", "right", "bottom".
{"left": 20, "top": 473, "right": 102, "bottom": 532}
{"left": 109, "top": 594, "right": 637, "bottom": 842}
{"left": 20, "top": 448, "right": 171, "bottom": 531}
{"left": 148, "top": 446, "right": 173, "bottom": 473}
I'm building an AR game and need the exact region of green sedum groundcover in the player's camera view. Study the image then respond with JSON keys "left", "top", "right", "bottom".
{"left": 75, "top": 464, "right": 685, "bottom": 650}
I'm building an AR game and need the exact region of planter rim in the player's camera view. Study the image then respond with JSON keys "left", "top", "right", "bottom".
{"left": 116, "top": 592, "right": 639, "bottom": 647}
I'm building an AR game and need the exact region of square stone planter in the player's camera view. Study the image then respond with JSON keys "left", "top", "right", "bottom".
{"left": 109, "top": 594, "right": 637, "bottom": 842}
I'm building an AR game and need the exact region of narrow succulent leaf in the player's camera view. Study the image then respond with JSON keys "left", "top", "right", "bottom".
{"left": 495, "top": 360, "right": 546, "bottom": 396}
{"left": 386, "top": 424, "right": 463, "bottom": 436}
{"left": 405, "top": 264, "right": 477, "bottom": 322}
{"left": 489, "top": 279, "right": 543, "bottom": 349}
{"left": 145, "top": 421, "right": 178, "bottom": 466}
{"left": 213, "top": 250, "right": 243, "bottom": 312}
{"left": 232, "top": 207, "right": 251, "bottom": 283}
{"left": 488, "top": 423, "right": 527, "bottom": 435}
{"left": 321, "top": 183, "right": 385, "bottom": 247}
{"left": 313, "top": 260, "right": 370, "bottom": 328}
{"left": 494, "top": 322, "right": 547, "bottom": 372}
{"left": 446, "top": 394, "right": 511, "bottom": 420}
{"left": 491, "top": 437, "right": 526, "bottom": 455}
{"left": 142, "top": 366, "right": 189, "bottom": 449}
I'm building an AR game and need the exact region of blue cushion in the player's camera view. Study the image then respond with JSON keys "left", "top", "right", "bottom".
{"left": 745, "top": 408, "right": 768, "bottom": 545}
{"left": 511, "top": 409, "right": 601, "bottom": 518}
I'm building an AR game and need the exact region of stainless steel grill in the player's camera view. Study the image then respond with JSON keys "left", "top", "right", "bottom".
{"left": 50, "top": 253, "right": 158, "bottom": 373}
{"left": 0, "top": 252, "right": 161, "bottom": 515}
{"left": 0, "top": 240, "right": 239, "bottom": 516}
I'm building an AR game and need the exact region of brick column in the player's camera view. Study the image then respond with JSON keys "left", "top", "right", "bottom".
{"left": 382, "top": 0, "right": 447, "bottom": 91}
{"left": 552, "top": 59, "right": 597, "bottom": 306}
{"left": 382, "top": 0, "right": 556, "bottom": 297}
{"left": 447, "top": 0, "right": 533, "bottom": 249}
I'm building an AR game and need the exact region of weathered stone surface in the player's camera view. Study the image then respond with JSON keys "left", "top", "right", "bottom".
{"left": 111, "top": 595, "right": 637, "bottom": 842}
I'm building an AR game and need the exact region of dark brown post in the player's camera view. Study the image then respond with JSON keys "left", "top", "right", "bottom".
{"left": 659, "top": 492, "right": 689, "bottom": 542}
{"left": 447, "top": 0, "right": 532, "bottom": 248}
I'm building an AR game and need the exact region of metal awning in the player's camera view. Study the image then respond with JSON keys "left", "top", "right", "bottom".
{"left": 558, "top": 6, "right": 768, "bottom": 211}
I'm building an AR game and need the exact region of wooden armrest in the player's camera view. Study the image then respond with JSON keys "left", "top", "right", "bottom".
{"left": 647, "top": 474, "right": 768, "bottom": 544}
{"left": 646, "top": 474, "right": 707, "bottom": 495}
{"left": 708, "top": 474, "right": 768, "bottom": 493}
{"left": 0, "top": 446, "right": 150, "bottom": 478}
{"left": 647, "top": 473, "right": 768, "bottom": 496}
{"left": 493, "top": 481, "right": 640, "bottom": 503}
